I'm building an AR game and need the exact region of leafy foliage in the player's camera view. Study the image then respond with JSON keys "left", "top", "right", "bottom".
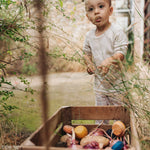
{"left": 0, "top": 0, "right": 36, "bottom": 146}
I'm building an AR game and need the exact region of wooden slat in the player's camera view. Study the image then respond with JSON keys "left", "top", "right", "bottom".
{"left": 26, "top": 106, "right": 72, "bottom": 146}
{"left": 70, "top": 106, "right": 130, "bottom": 125}
{"left": 48, "top": 122, "right": 63, "bottom": 146}
{"left": 27, "top": 107, "right": 63, "bottom": 146}
{"left": 144, "top": 1, "right": 150, "bottom": 11}
{"left": 61, "top": 106, "right": 72, "bottom": 125}
{"left": 145, "top": 12, "right": 150, "bottom": 20}
{"left": 144, "top": 0, "right": 150, "bottom": 49}
{"left": 144, "top": 39, "right": 150, "bottom": 44}
{"left": 130, "top": 111, "right": 141, "bottom": 150}
{"left": 49, "top": 107, "right": 72, "bottom": 146}
{"left": 144, "top": 26, "right": 150, "bottom": 33}
{"left": 19, "top": 146, "right": 82, "bottom": 150}
{"left": 19, "top": 146, "right": 45, "bottom": 150}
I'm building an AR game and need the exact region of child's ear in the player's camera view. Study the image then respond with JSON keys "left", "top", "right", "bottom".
{"left": 110, "top": 6, "right": 113, "bottom": 15}
{"left": 86, "top": 13, "right": 90, "bottom": 20}
{"left": 86, "top": 13, "right": 88, "bottom": 18}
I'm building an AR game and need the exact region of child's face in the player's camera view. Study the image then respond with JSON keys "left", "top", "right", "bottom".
{"left": 86, "top": 0, "right": 113, "bottom": 28}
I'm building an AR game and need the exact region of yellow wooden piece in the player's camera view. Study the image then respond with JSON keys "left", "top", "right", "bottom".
{"left": 74, "top": 125, "right": 88, "bottom": 139}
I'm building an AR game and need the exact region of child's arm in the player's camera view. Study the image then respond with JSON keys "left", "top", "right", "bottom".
{"left": 98, "top": 53, "right": 124, "bottom": 75}
{"left": 83, "top": 54, "right": 96, "bottom": 75}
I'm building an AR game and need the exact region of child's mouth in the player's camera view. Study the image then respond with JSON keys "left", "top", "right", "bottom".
{"left": 95, "top": 17, "right": 101, "bottom": 22}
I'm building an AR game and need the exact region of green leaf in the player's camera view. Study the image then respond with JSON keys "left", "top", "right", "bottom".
{"left": 7, "top": 50, "right": 12, "bottom": 55}
{"left": 58, "top": 0, "right": 63, "bottom": 8}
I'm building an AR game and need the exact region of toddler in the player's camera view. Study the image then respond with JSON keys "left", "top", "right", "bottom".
{"left": 83, "top": 0, "right": 128, "bottom": 121}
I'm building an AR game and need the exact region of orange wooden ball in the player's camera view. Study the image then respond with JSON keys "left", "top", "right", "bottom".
{"left": 112, "top": 121, "right": 126, "bottom": 137}
{"left": 63, "top": 125, "right": 74, "bottom": 134}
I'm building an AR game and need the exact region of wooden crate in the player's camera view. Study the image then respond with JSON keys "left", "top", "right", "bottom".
{"left": 19, "top": 106, "right": 140, "bottom": 150}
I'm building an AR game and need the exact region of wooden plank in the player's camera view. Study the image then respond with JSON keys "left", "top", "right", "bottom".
{"left": 48, "top": 107, "right": 72, "bottom": 146}
{"left": 20, "top": 138, "right": 35, "bottom": 147}
{"left": 26, "top": 107, "right": 63, "bottom": 146}
{"left": 61, "top": 106, "right": 72, "bottom": 125}
{"left": 19, "top": 146, "right": 82, "bottom": 150}
{"left": 144, "top": 26, "right": 150, "bottom": 33}
{"left": 134, "top": 0, "right": 144, "bottom": 62}
{"left": 19, "top": 146, "right": 62, "bottom": 150}
{"left": 19, "top": 146, "right": 45, "bottom": 150}
{"left": 20, "top": 106, "right": 72, "bottom": 147}
{"left": 145, "top": 12, "right": 150, "bottom": 20}
{"left": 48, "top": 122, "right": 63, "bottom": 147}
{"left": 144, "top": 0, "right": 150, "bottom": 51}
{"left": 144, "top": 39, "right": 150, "bottom": 44}
{"left": 71, "top": 106, "right": 130, "bottom": 125}
{"left": 130, "top": 111, "right": 141, "bottom": 150}
{"left": 144, "top": 1, "right": 150, "bottom": 11}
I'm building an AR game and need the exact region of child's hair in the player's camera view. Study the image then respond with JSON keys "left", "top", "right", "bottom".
{"left": 85, "top": 0, "right": 112, "bottom": 8}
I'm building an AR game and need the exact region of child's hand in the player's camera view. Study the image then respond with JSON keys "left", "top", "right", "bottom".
{"left": 87, "top": 63, "right": 95, "bottom": 75}
{"left": 97, "top": 58, "right": 112, "bottom": 76}
{"left": 97, "top": 65, "right": 109, "bottom": 76}
{"left": 97, "top": 53, "right": 124, "bottom": 76}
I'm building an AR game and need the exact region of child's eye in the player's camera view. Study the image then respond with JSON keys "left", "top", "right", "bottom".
{"left": 99, "top": 5, "right": 104, "bottom": 8}
{"left": 88, "top": 7, "right": 93, "bottom": 11}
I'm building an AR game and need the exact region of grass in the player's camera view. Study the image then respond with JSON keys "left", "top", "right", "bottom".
{"left": 119, "top": 62, "right": 150, "bottom": 149}
{"left": 7, "top": 91, "right": 41, "bottom": 132}
{"left": 0, "top": 73, "right": 95, "bottom": 146}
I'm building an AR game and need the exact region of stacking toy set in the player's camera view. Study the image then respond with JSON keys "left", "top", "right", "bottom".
{"left": 20, "top": 106, "right": 139, "bottom": 150}
{"left": 56, "top": 120, "right": 133, "bottom": 149}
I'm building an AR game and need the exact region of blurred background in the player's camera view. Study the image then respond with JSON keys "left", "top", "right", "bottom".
{"left": 0, "top": 0, "right": 150, "bottom": 149}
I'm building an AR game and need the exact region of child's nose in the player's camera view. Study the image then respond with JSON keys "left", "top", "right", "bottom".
{"left": 94, "top": 7, "right": 100, "bottom": 14}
